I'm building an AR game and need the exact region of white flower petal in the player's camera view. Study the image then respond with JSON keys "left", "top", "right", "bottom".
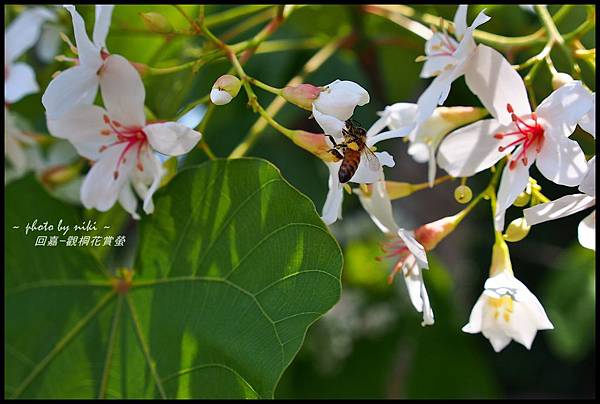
{"left": 416, "top": 66, "right": 465, "bottom": 124}
{"left": 5, "top": 7, "right": 56, "bottom": 63}
{"left": 46, "top": 104, "right": 114, "bottom": 160}
{"left": 135, "top": 151, "right": 164, "bottom": 214}
{"left": 464, "top": 44, "right": 530, "bottom": 125}
{"left": 495, "top": 158, "right": 532, "bottom": 231}
{"left": 398, "top": 229, "right": 428, "bottom": 269}
{"left": 437, "top": 119, "right": 513, "bottom": 177}
{"left": 365, "top": 115, "right": 388, "bottom": 138}
{"left": 313, "top": 80, "right": 369, "bottom": 121}
{"left": 144, "top": 122, "right": 201, "bottom": 156}
{"left": 578, "top": 210, "right": 595, "bottom": 251}
{"left": 64, "top": 5, "right": 103, "bottom": 69}
{"left": 321, "top": 162, "right": 344, "bottom": 225}
{"left": 536, "top": 81, "right": 594, "bottom": 132}
{"left": 312, "top": 105, "right": 345, "bottom": 139}
{"left": 462, "top": 295, "right": 485, "bottom": 333}
{"left": 80, "top": 142, "right": 134, "bottom": 212}
{"left": 42, "top": 65, "right": 99, "bottom": 119}
{"left": 5, "top": 63, "right": 39, "bottom": 103}
{"left": 524, "top": 194, "right": 595, "bottom": 226}
{"left": 357, "top": 179, "right": 399, "bottom": 234}
{"left": 536, "top": 132, "right": 587, "bottom": 186}
{"left": 453, "top": 4, "right": 468, "bottom": 39}
{"left": 481, "top": 323, "right": 513, "bottom": 352}
{"left": 350, "top": 152, "right": 394, "bottom": 184}
{"left": 578, "top": 156, "right": 595, "bottom": 197}
{"left": 578, "top": 92, "right": 595, "bottom": 137}
{"left": 408, "top": 142, "right": 430, "bottom": 163}
{"left": 93, "top": 5, "right": 114, "bottom": 49}
{"left": 367, "top": 125, "right": 414, "bottom": 147}
{"left": 118, "top": 183, "right": 140, "bottom": 220}
{"left": 210, "top": 88, "right": 233, "bottom": 105}
{"left": 420, "top": 280, "right": 435, "bottom": 326}
{"left": 99, "top": 54, "right": 146, "bottom": 128}
{"left": 403, "top": 258, "right": 424, "bottom": 312}
{"left": 35, "top": 24, "right": 62, "bottom": 63}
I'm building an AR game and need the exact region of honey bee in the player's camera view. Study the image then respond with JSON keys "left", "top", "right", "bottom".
{"left": 328, "top": 119, "right": 381, "bottom": 183}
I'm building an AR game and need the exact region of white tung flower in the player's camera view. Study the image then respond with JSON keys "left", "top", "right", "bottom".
{"left": 317, "top": 81, "right": 408, "bottom": 225}
{"left": 5, "top": 7, "right": 56, "bottom": 103}
{"left": 42, "top": 5, "right": 116, "bottom": 118}
{"left": 47, "top": 55, "right": 202, "bottom": 219}
{"left": 367, "top": 103, "right": 487, "bottom": 186}
{"left": 463, "top": 271, "right": 554, "bottom": 352}
{"left": 416, "top": 4, "right": 490, "bottom": 123}
{"left": 578, "top": 92, "right": 595, "bottom": 138}
{"left": 5, "top": 108, "right": 37, "bottom": 181}
{"left": 524, "top": 156, "right": 595, "bottom": 250}
{"left": 356, "top": 180, "right": 434, "bottom": 326}
{"left": 437, "top": 45, "right": 593, "bottom": 230}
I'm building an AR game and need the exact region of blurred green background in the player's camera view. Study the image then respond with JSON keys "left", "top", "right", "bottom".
{"left": 5, "top": 4, "right": 595, "bottom": 398}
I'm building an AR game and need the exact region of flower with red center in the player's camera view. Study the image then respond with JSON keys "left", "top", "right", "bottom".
{"left": 356, "top": 180, "right": 434, "bottom": 326}
{"left": 5, "top": 7, "right": 55, "bottom": 104}
{"left": 416, "top": 5, "right": 490, "bottom": 124}
{"left": 47, "top": 55, "right": 201, "bottom": 219}
{"left": 42, "top": 5, "right": 117, "bottom": 119}
{"left": 437, "top": 45, "right": 593, "bottom": 230}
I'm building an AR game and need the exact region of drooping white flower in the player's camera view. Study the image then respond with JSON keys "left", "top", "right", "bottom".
{"left": 356, "top": 180, "right": 434, "bottom": 326}
{"left": 463, "top": 271, "right": 554, "bottom": 352}
{"left": 437, "top": 46, "right": 593, "bottom": 230}
{"left": 5, "top": 7, "right": 56, "bottom": 103}
{"left": 47, "top": 55, "right": 201, "bottom": 218}
{"left": 524, "top": 156, "right": 595, "bottom": 250}
{"left": 416, "top": 5, "right": 490, "bottom": 123}
{"left": 42, "top": 5, "right": 116, "bottom": 118}
{"left": 367, "top": 103, "right": 487, "bottom": 186}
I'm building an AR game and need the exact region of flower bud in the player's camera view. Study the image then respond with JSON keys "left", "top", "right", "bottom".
{"left": 503, "top": 217, "right": 531, "bottom": 242}
{"left": 281, "top": 84, "right": 322, "bottom": 111}
{"left": 551, "top": 72, "right": 574, "bottom": 90}
{"left": 512, "top": 191, "right": 531, "bottom": 207}
{"left": 40, "top": 164, "right": 80, "bottom": 189}
{"left": 139, "top": 12, "right": 173, "bottom": 34}
{"left": 414, "top": 214, "right": 459, "bottom": 251}
{"left": 210, "top": 75, "right": 242, "bottom": 105}
{"left": 454, "top": 184, "right": 472, "bottom": 204}
{"left": 385, "top": 181, "right": 415, "bottom": 199}
{"left": 290, "top": 130, "right": 335, "bottom": 161}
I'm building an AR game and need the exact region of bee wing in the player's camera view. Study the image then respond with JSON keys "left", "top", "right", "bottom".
{"left": 363, "top": 147, "right": 381, "bottom": 171}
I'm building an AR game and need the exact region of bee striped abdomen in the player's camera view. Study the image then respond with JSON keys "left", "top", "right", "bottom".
{"left": 339, "top": 149, "right": 361, "bottom": 183}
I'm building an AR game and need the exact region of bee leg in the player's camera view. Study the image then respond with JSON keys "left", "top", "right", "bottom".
{"left": 328, "top": 148, "right": 344, "bottom": 160}
{"left": 326, "top": 135, "right": 338, "bottom": 147}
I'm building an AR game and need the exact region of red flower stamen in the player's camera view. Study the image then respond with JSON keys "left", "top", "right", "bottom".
{"left": 99, "top": 114, "right": 148, "bottom": 180}
{"left": 494, "top": 104, "right": 545, "bottom": 170}
{"left": 377, "top": 237, "right": 412, "bottom": 284}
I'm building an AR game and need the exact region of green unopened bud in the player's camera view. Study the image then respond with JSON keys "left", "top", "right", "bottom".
{"left": 139, "top": 12, "right": 173, "bottom": 34}
{"left": 503, "top": 218, "right": 531, "bottom": 242}
{"left": 281, "top": 84, "right": 322, "bottom": 111}
{"left": 551, "top": 72, "right": 574, "bottom": 90}
{"left": 454, "top": 184, "right": 472, "bottom": 204}
{"left": 211, "top": 75, "right": 242, "bottom": 105}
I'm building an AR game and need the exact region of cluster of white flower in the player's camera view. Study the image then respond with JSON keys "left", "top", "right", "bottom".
{"left": 4, "top": 4, "right": 595, "bottom": 353}
{"left": 39, "top": 5, "right": 202, "bottom": 219}
{"left": 295, "top": 5, "right": 595, "bottom": 352}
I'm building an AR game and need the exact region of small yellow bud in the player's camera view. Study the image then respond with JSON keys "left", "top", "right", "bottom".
{"left": 139, "top": 12, "right": 173, "bottom": 34}
{"left": 210, "top": 75, "right": 242, "bottom": 105}
{"left": 454, "top": 184, "right": 472, "bottom": 204}
{"left": 385, "top": 181, "right": 415, "bottom": 200}
{"left": 513, "top": 191, "right": 531, "bottom": 207}
{"left": 503, "top": 218, "right": 531, "bottom": 242}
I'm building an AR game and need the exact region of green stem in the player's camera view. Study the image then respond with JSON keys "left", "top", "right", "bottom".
{"left": 247, "top": 77, "right": 282, "bottom": 95}
{"left": 229, "top": 34, "right": 346, "bottom": 158}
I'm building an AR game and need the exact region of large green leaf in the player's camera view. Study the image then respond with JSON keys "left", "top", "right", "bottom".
{"left": 5, "top": 158, "right": 343, "bottom": 399}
